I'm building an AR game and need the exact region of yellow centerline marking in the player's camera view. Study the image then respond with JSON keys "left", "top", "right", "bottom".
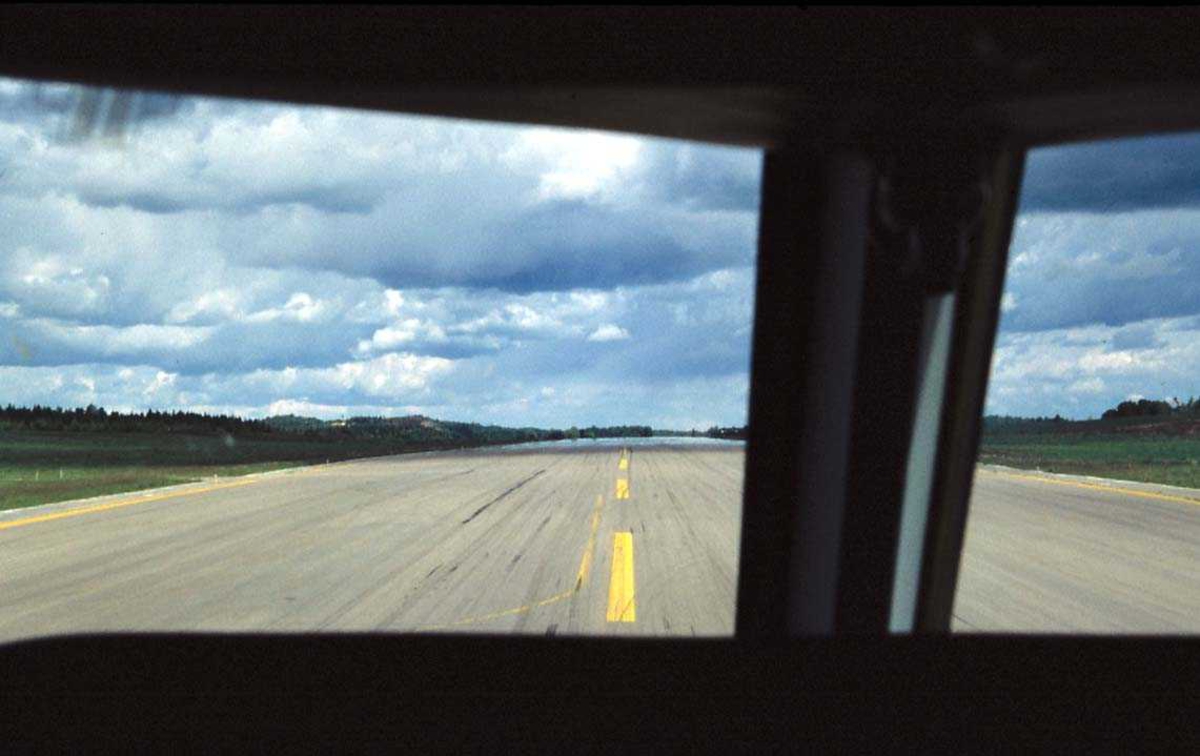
{"left": 980, "top": 469, "right": 1200, "bottom": 508}
{"left": 419, "top": 493, "right": 608, "bottom": 632}
{"left": 615, "top": 478, "right": 629, "bottom": 500}
{"left": 0, "top": 478, "right": 259, "bottom": 532}
{"left": 618, "top": 457, "right": 629, "bottom": 471}
{"left": 606, "top": 531, "right": 636, "bottom": 622}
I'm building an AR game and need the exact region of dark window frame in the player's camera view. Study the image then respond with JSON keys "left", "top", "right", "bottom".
{"left": 2, "top": 7, "right": 1200, "bottom": 641}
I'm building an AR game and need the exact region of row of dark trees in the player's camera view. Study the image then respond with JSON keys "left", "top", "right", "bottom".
{"left": 705, "top": 425, "right": 748, "bottom": 440}
{"left": 0, "top": 404, "right": 271, "bottom": 435}
{"left": 564, "top": 425, "right": 654, "bottom": 440}
{"left": 1101, "top": 397, "right": 1200, "bottom": 420}
{"left": 983, "top": 396, "right": 1200, "bottom": 435}
{"left": 266, "top": 416, "right": 654, "bottom": 444}
{"left": 0, "top": 404, "right": 659, "bottom": 446}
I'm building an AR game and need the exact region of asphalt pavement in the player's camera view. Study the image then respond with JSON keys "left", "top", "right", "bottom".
{"left": 1, "top": 446, "right": 1196, "bottom": 642}
{"left": 0, "top": 444, "right": 743, "bottom": 641}
{"left": 953, "top": 466, "right": 1200, "bottom": 633}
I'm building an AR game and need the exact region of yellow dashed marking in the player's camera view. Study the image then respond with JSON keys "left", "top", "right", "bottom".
{"left": 618, "top": 457, "right": 629, "bottom": 471}
{"left": 615, "top": 478, "right": 629, "bottom": 499}
{"left": 606, "top": 531, "right": 636, "bottom": 622}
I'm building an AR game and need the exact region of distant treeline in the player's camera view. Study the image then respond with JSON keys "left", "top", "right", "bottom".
{"left": 0, "top": 404, "right": 655, "bottom": 447}
{"left": 568, "top": 425, "right": 654, "bottom": 440}
{"left": 705, "top": 426, "right": 748, "bottom": 440}
{"left": 652, "top": 426, "right": 748, "bottom": 439}
{"left": 267, "top": 416, "right": 653, "bottom": 444}
{"left": 0, "top": 404, "right": 271, "bottom": 435}
{"left": 984, "top": 396, "right": 1200, "bottom": 435}
{"left": 1101, "top": 397, "right": 1200, "bottom": 420}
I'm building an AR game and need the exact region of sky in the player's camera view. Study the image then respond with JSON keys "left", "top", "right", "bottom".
{"left": 0, "top": 77, "right": 760, "bottom": 429}
{"left": 988, "top": 134, "right": 1200, "bottom": 418}
{"left": 1, "top": 78, "right": 1197, "bottom": 426}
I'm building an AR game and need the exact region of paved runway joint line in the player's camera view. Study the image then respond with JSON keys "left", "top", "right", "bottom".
{"left": 575, "top": 494, "right": 605, "bottom": 590}
{"left": 606, "top": 531, "right": 636, "bottom": 622}
{"left": 420, "top": 491, "right": 609, "bottom": 632}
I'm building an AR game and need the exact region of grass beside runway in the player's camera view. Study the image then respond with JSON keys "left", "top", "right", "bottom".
{"left": 0, "top": 431, "right": 444, "bottom": 510}
{"left": 0, "top": 461, "right": 304, "bottom": 511}
{"left": 978, "top": 433, "right": 1200, "bottom": 490}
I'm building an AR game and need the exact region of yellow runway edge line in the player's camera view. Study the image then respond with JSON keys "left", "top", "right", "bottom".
{"left": 606, "top": 531, "right": 636, "bottom": 622}
{"left": 0, "top": 478, "right": 259, "bottom": 532}
{"left": 980, "top": 469, "right": 1200, "bottom": 508}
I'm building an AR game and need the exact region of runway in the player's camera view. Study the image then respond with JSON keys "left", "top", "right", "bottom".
{"left": 953, "top": 467, "right": 1200, "bottom": 633}
{"left": 1, "top": 444, "right": 1196, "bottom": 642}
{"left": 0, "top": 444, "right": 743, "bottom": 641}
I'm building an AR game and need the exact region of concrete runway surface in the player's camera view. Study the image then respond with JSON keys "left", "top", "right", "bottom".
{"left": 0, "top": 444, "right": 743, "bottom": 641}
{"left": 1, "top": 445, "right": 1196, "bottom": 642}
{"left": 953, "top": 467, "right": 1200, "bottom": 633}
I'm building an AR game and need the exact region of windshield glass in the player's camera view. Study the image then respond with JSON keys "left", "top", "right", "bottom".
{"left": 0, "top": 77, "right": 761, "bottom": 641}
{"left": 955, "top": 133, "right": 1200, "bottom": 633}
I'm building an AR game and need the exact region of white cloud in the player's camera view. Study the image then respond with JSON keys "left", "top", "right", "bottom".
{"left": 999, "top": 207, "right": 1200, "bottom": 333}
{"left": 8, "top": 252, "right": 112, "bottom": 317}
{"left": 0, "top": 76, "right": 762, "bottom": 428}
{"left": 383, "top": 289, "right": 405, "bottom": 316}
{"left": 165, "top": 288, "right": 242, "bottom": 324}
{"left": 245, "top": 292, "right": 332, "bottom": 324}
{"left": 266, "top": 398, "right": 348, "bottom": 418}
{"left": 38, "top": 321, "right": 214, "bottom": 355}
{"left": 502, "top": 128, "right": 642, "bottom": 203}
{"left": 356, "top": 318, "right": 448, "bottom": 354}
{"left": 569, "top": 291, "right": 609, "bottom": 312}
{"left": 985, "top": 314, "right": 1200, "bottom": 418}
{"left": 1068, "top": 377, "right": 1105, "bottom": 394}
{"left": 143, "top": 370, "right": 177, "bottom": 398}
{"left": 1079, "top": 350, "right": 1162, "bottom": 373}
{"left": 587, "top": 324, "right": 631, "bottom": 342}
{"left": 308, "top": 352, "right": 453, "bottom": 398}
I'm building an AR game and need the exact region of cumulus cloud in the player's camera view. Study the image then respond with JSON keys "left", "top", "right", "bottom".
{"left": 986, "top": 315, "right": 1200, "bottom": 418}
{"left": 1000, "top": 209, "right": 1200, "bottom": 333}
{"left": 501, "top": 127, "right": 642, "bottom": 202}
{"left": 0, "top": 79, "right": 760, "bottom": 297}
{"left": 0, "top": 76, "right": 763, "bottom": 427}
{"left": 587, "top": 324, "right": 630, "bottom": 342}
{"left": 978, "top": 135, "right": 1200, "bottom": 417}
{"left": 244, "top": 292, "right": 332, "bottom": 324}
{"left": 15, "top": 78, "right": 1199, "bottom": 426}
